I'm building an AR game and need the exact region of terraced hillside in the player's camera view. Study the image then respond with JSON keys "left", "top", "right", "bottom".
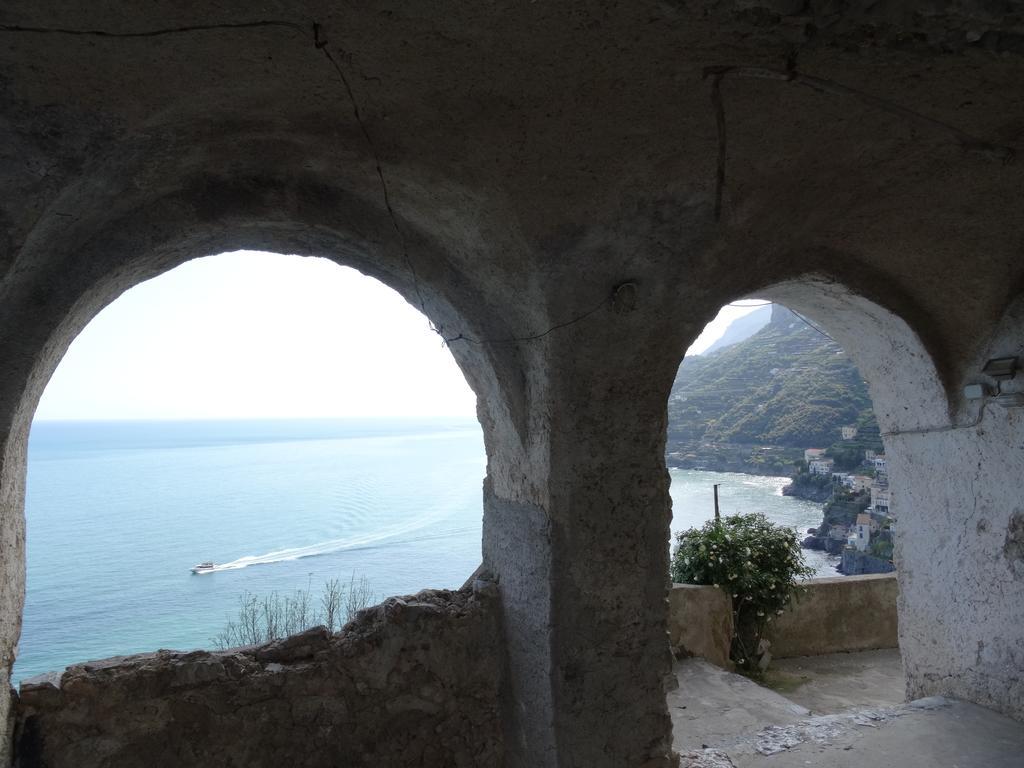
{"left": 667, "top": 305, "right": 882, "bottom": 474}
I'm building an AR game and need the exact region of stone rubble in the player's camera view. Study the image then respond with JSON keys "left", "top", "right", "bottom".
{"left": 678, "top": 748, "right": 737, "bottom": 767}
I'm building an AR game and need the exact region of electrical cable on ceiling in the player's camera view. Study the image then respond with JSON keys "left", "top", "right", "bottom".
{"left": 881, "top": 401, "right": 990, "bottom": 438}
{"left": 789, "top": 310, "right": 834, "bottom": 342}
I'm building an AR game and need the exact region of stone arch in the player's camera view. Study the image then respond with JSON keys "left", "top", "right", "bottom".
{"left": 661, "top": 270, "right": 952, "bottom": 463}
{"left": 754, "top": 275, "right": 951, "bottom": 437}
{"left": 663, "top": 272, "right": 1024, "bottom": 721}
{"left": 661, "top": 272, "right": 944, "bottom": 681}
{"left": 0, "top": 177, "right": 530, "bottom": 743}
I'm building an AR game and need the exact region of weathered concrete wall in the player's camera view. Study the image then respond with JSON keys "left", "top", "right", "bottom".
{"left": 668, "top": 585, "right": 733, "bottom": 669}
{"left": 12, "top": 586, "right": 502, "bottom": 768}
{"left": 765, "top": 282, "right": 1024, "bottom": 720}
{"left": 770, "top": 574, "right": 899, "bottom": 659}
{"left": 892, "top": 427, "right": 1024, "bottom": 720}
{"left": 889, "top": 367, "right": 1024, "bottom": 719}
{"left": 669, "top": 575, "right": 899, "bottom": 668}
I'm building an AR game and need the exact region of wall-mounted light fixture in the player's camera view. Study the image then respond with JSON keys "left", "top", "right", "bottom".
{"left": 982, "top": 356, "right": 1018, "bottom": 380}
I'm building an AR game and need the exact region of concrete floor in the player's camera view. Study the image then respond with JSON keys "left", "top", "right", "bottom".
{"left": 764, "top": 648, "right": 906, "bottom": 714}
{"left": 669, "top": 651, "right": 1024, "bottom": 767}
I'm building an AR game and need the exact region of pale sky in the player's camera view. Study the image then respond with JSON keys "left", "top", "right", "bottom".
{"left": 35, "top": 252, "right": 476, "bottom": 420}
{"left": 33, "top": 251, "right": 762, "bottom": 421}
{"left": 686, "top": 302, "right": 766, "bottom": 356}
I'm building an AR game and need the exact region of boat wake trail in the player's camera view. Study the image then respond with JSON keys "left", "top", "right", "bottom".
{"left": 209, "top": 518, "right": 476, "bottom": 572}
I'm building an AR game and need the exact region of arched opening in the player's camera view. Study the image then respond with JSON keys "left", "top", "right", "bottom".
{"left": 0, "top": 193, "right": 531, "bottom": 763}
{"left": 14, "top": 250, "right": 488, "bottom": 683}
{"left": 667, "top": 298, "right": 888, "bottom": 579}
{"left": 664, "top": 277, "right": 959, "bottom": 756}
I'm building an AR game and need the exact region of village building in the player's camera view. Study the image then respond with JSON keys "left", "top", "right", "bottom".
{"left": 842, "top": 425, "right": 858, "bottom": 440}
{"left": 872, "top": 483, "right": 892, "bottom": 516}
{"left": 846, "top": 475, "right": 874, "bottom": 493}
{"left": 848, "top": 513, "right": 880, "bottom": 552}
{"left": 808, "top": 457, "right": 835, "bottom": 476}
{"left": 803, "top": 448, "right": 827, "bottom": 463}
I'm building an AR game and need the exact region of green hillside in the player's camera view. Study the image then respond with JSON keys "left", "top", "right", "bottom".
{"left": 667, "top": 305, "right": 881, "bottom": 473}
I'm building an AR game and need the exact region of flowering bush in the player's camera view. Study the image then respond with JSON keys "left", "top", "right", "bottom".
{"left": 670, "top": 512, "right": 813, "bottom": 671}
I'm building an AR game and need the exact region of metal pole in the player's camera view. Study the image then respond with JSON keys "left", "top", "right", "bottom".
{"left": 713, "top": 484, "right": 721, "bottom": 521}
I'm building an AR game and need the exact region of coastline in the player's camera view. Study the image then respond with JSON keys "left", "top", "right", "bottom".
{"left": 667, "top": 467, "right": 840, "bottom": 580}
{"left": 665, "top": 453, "right": 797, "bottom": 478}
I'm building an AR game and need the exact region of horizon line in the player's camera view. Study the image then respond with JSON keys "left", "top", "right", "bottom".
{"left": 31, "top": 414, "right": 480, "bottom": 424}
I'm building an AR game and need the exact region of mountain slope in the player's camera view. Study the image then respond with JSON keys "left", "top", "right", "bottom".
{"left": 667, "top": 306, "right": 878, "bottom": 460}
{"left": 700, "top": 305, "right": 772, "bottom": 355}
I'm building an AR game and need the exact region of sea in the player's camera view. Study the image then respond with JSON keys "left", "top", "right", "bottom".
{"left": 14, "top": 419, "right": 837, "bottom": 684}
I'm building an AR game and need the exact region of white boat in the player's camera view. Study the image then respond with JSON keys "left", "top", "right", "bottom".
{"left": 190, "top": 561, "right": 216, "bottom": 574}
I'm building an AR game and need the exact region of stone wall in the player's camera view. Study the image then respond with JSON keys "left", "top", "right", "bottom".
{"left": 770, "top": 574, "right": 899, "bottom": 659}
{"left": 12, "top": 585, "right": 502, "bottom": 768}
{"left": 670, "top": 574, "right": 899, "bottom": 667}
{"left": 890, "top": 412, "right": 1024, "bottom": 721}
{"left": 668, "top": 584, "right": 733, "bottom": 669}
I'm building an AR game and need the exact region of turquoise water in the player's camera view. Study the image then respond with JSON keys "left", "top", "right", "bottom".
{"left": 15, "top": 420, "right": 835, "bottom": 683}
{"left": 668, "top": 469, "right": 838, "bottom": 578}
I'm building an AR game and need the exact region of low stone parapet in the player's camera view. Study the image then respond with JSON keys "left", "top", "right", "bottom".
{"left": 668, "top": 584, "right": 733, "bottom": 668}
{"left": 13, "top": 584, "right": 503, "bottom": 768}
{"left": 669, "top": 573, "right": 899, "bottom": 666}
{"left": 770, "top": 573, "right": 898, "bottom": 658}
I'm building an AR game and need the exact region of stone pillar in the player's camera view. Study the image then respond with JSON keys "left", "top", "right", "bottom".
{"left": 0, "top": 279, "right": 63, "bottom": 765}
{"left": 482, "top": 319, "right": 678, "bottom": 767}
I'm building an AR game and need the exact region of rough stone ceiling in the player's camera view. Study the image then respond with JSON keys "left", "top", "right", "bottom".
{"left": 1, "top": 1, "right": 1023, "bottom": 379}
